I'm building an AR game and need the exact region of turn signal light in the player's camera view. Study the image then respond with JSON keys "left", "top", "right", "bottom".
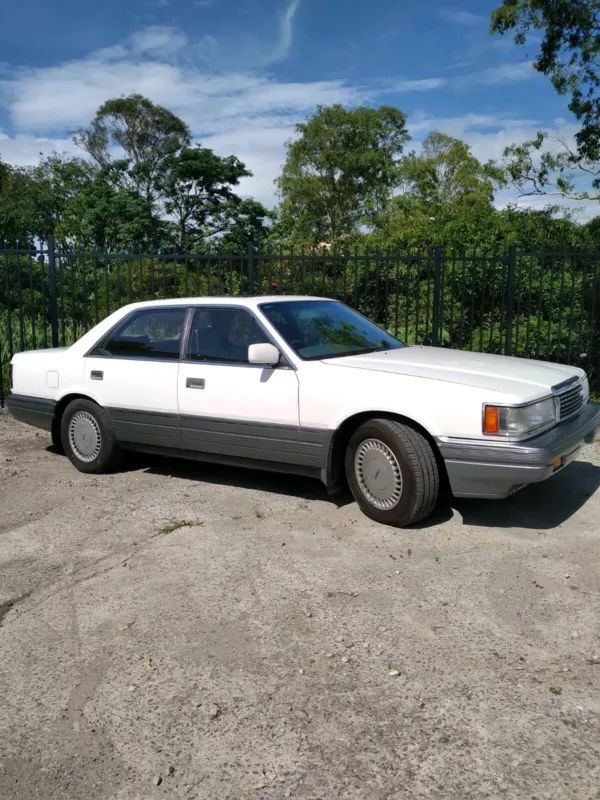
{"left": 484, "top": 405, "right": 500, "bottom": 434}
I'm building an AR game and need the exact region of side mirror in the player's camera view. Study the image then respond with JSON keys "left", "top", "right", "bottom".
{"left": 248, "top": 342, "right": 281, "bottom": 366}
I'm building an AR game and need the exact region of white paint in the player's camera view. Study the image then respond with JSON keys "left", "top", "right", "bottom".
{"left": 84, "top": 357, "right": 180, "bottom": 414}
{"left": 178, "top": 362, "right": 300, "bottom": 427}
{"left": 46, "top": 371, "right": 59, "bottom": 389}
{"left": 9, "top": 295, "right": 586, "bottom": 442}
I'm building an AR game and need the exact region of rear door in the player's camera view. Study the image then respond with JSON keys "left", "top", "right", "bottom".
{"left": 177, "top": 306, "right": 302, "bottom": 465}
{"left": 84, "top": 306, "right": 187, "bottom": 448}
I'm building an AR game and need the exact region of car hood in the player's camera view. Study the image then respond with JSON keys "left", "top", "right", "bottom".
{"left": 326, "top": 346, "right": 582, "bottom": 400}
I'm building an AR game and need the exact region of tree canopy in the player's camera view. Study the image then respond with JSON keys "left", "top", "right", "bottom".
{"left": 0, "top": 90, "right": 598, "bottom": 253}
{"left": 491, "top": 0, "right": 600, "bottom": 161}
{"left": 276, "top": 105, "right": 409, "bottom": 241}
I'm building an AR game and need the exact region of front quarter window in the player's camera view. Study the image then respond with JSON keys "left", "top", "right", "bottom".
{"left": 259, "top": 300, "right": 405, "bottom": 360}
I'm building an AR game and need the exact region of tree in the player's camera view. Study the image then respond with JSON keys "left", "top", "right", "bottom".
{"left": 490, "top": 0, "right": 600, "bottom": 161}
{"left": 497, "top": 131, "right": 600, "bottom": 203}
{"left": 28, "top": 154, "right": 97, "bottom": 238}
{"left": 219, "top": 198, "right": 275, "bottom": 251}
{"left": 155, "top": 146, "right": 253, "bottom": 250}
{"left": 398, "top": 131, "right": 497, "bottom": 208}
{"left": 57, "top": 162, "right": 167, "bottom": 250}
{"left": 73, "top": 94, "right": 191, "bottom": 196}
{"left": 276, "top": 104, "right": 410, "bottom": 241}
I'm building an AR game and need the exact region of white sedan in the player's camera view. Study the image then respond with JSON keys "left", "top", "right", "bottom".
{"left": 7, "top": 296, "right": 600, "bottom": 527}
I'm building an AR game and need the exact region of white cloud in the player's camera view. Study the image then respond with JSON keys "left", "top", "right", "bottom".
{"left": 394, "top": 78, "right": 446, "bottom": 92}
{"left": 271, "top": 0, "right": 301, "bottom": 63}
{"left": 385, "top": 62, "right": 535, "bottom": 96}
{"left": 129, "top": 26, "right": 188, "bottom": 58}
{"left": 0, "top": 132, "right": 79, "bottom": 165}
{"left": 471, "top": 61, "right": 535, "bottom": 85}
{"left": 439, "top": 9, "right": 484, "bottom": 26}
{"left": 192, "top": 0, "right": 213, "bottom": 6}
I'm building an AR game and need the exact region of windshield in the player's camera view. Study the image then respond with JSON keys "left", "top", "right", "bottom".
{"left": 259, "top": 300, "right": 406, "bottom": 361}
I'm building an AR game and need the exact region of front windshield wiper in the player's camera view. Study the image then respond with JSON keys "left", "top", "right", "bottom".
{"left": 319, "top": 346, "right": 389, "bottom": 360}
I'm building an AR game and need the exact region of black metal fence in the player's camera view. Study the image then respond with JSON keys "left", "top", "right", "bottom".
{"left": 2, "top": 237, "right": 600, "bottom": 406}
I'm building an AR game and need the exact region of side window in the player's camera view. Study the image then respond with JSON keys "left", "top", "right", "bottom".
{"left": 187, "top": 307, "right": 269, "bottom": 364}
{"left": 95, "top": 308, "right": 187, "bottom": 359}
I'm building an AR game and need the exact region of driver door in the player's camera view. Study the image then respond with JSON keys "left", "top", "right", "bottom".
{"left": 177, "top": 306, "right": 302, "bottom": 465}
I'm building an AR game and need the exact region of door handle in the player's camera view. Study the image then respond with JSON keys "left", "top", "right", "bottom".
{"left": 91, "top": 370, "right": 103, "bottom": 381}
{"left": 186, "top": 377, "right": 205, "bottom": 389}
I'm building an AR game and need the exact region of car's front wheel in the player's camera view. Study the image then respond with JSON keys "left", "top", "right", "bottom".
{"left": 61, "top": 398, "right": 122, "bottom": 474}
{"left": 345, "top": 418, "right": 439, "bottom": 527}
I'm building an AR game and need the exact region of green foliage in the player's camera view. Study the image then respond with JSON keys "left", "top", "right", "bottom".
{"left": 277, "top": 104, "right": 409, "bottom": 241}
{"left": 0, "top": 161, "right": 49, "bottom": 245}
{"left": 397, "top": 131, "right": 498, "bottom": 209}
{"left": 73, "top": 93, "right": 192, "bottom": 194}
{"left": 491, "top": 0, "right": 600, "bottom": 161}
{"left": 156, "top": 146, "right": 252, "bottom": 249}
{"left": 498, "top": 132, "right": 600, "bottom": 202}
{"left": 56, "top": 162, "right": 167, "bottom": 250}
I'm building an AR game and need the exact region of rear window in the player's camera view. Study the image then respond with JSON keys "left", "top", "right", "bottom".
{"left": 93, "top": 308, "right": 187, "bottom": 360}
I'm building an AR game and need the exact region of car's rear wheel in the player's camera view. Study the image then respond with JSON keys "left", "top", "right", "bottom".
{"left": 50, "top": 417, "right": 65, "bottom": 454}
{"left": 345, "top": 418, "right": 439, "bottom": 527}
{"left": 61, "top": 398, "right": 122, "bottom": 474}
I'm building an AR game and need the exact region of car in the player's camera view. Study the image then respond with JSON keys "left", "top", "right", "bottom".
{"left": 6, "top": 296, "right": 600, "bottom": 527}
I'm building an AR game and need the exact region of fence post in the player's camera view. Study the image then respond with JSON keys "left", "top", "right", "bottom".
{"left": 247, "top": 242, "right": 255, "bottom": 296}
{"left": 47, "top": 236, "right": 59, "bottom": 348}
{"left": 505, "top": 245, "right": 517, "bottom": 356}
{"left": 431, "top": 247, "right": 443, "bottom": 347}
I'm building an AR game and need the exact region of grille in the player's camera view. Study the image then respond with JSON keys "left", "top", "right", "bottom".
{"left": 557, "top": 382, "right": 584, "bottom": 421}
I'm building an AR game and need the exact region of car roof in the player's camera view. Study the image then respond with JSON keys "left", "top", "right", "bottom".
{"left": 119, "top": 295, "right": 338, "bottom": 311}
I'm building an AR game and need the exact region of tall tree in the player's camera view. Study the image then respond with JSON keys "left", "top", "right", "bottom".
{"left": 490, "top": 0, "right": 600, "bottom": 160}
{"left": 398, "top": 131, "right": 497, "bottom": 208}
{"left": 276, "top": 104, "right": 410, "bottom": 241}
{"left": 73, "top": 94, "right": 191, "bottom": 196}
{"left": 155, "top": 146, "right": 253, "bottom": 250}
{"left": 28, "top": 154, "right": 97, "bottom": 237}
{"left": 0, "top": 161, "right": 36, "bottom": 244}
{"left": 57, "top": 162, "right": 166, "bottom": 250}
{"left": 219, "top": 199, "right": 275, "bottom": 251}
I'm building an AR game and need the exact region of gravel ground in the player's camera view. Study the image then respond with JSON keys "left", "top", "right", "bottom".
{"left": 1, "top": 409, "right": 600, "bottom": 800}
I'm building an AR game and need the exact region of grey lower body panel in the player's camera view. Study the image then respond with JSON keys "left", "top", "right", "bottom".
{"left": 5, "top": 394, "right": 56, "bottom": 432}
{"left": 108, "top": 407, "right": 332, "bottom": 471}
{"left": 108, "top": 408, "right": 180, "bottom": 448}
{"left": 437, "top": 402, "right": 600, "bottom": 499}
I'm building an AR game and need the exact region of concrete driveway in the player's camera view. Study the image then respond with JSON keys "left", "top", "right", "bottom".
{"left": 1, "top": 411, "right": 600, "bottom": 800}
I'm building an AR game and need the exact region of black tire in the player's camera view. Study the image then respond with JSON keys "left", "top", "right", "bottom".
{"left": 345, "top": 418, "right": 439, "bottom": 527}
{"left": 50, "top": 416, "right": 65, "bottom": 454}
{"left": 61, "top": 398, "right": 122, "bottom": 474}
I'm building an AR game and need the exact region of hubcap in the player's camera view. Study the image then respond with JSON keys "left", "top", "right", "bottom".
{"left": 68, "top": 411, "right": 101, "bottom": 463}
{"left": 354, "top": 438, "right": 403, "bottom": 510}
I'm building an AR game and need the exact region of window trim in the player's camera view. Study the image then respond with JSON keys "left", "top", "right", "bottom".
{"left": 257, "top": 299, "right": 406, "bottom": 362}
{"left": 85, "top": 306, "right": 189, "bottom": 362}
{"left": 181, "top": 304, "right": 294, "bottom": 370}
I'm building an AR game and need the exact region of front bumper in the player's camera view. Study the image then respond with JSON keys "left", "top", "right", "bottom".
{"left": 437, "top": 402, "right": 600, "bottom": 499}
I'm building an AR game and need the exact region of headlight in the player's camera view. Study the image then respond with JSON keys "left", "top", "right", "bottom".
{"left": 484, "top": 397, "right": 557, "bottom": 437}
{"left": 582, "top": 375, "right": 590, "bottom": 404}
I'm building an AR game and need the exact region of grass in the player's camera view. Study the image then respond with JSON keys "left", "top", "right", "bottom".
{"left": 154, "top": 519, "right": 203, "bottom": 536}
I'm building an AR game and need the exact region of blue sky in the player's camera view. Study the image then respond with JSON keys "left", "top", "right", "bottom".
{"left": 0, "top": 0, "right": 590, "bottom": 216}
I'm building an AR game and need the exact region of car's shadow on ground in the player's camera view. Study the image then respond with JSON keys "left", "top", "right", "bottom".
{"left": 123, "top": 451, "right": 355, "bottom": 508}
{"left": 56, "top": 447, "right": 600, "bottom": 531}
{"left": 412, "top": 459, "right": 600, "bottom": 531}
